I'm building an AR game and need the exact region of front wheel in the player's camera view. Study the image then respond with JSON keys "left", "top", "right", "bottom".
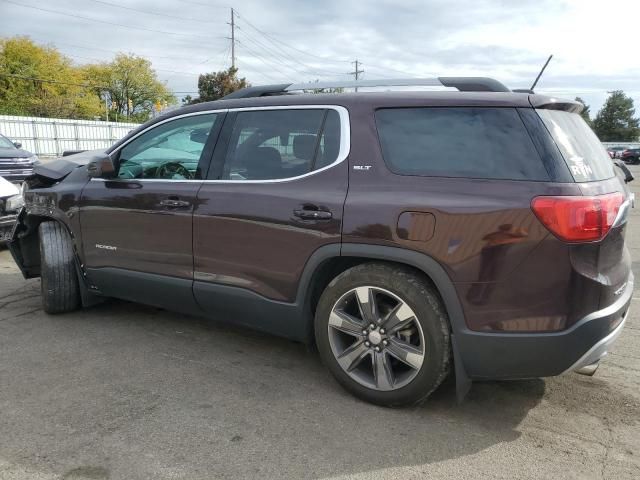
{"left": 315, "top": 263, "right": 451, "bottom": 407}
{"left": 39, "top": 221, "right": 80, "bottom": 314}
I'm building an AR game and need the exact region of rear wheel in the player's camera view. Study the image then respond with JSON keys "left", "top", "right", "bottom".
{"left": 39, "top": 221, "right": 80, "bottom": 314}
{"left": 315, "top": 263, "right": 451, "bottom": 407}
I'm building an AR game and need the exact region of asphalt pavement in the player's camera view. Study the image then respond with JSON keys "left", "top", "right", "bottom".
{"left": 0, "top": 168, "right": 639, "bottom": 479}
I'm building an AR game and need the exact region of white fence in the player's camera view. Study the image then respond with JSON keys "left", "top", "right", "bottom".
{"left": 0, "top": 115, "right": 140, "bottom": 158}
{"left": 602, "top": 142, "right": 640, "bottom": 149}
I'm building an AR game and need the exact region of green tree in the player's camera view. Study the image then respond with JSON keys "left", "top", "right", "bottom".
{"left": 85, "top": 54, "right": 175, "bottom": 122}
{"left": 191, "top": 67, "right": 249, "bottom": 103}
{"left": 0, "top": 36, "right": 103, "bottom": 119}
{"left": 593, "top": 90, "right": 640, "bottom": 141}
{"left": 575, "top": 97, "right": 592, "bottom": 126}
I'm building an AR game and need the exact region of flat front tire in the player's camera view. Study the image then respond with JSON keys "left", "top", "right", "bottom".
{"left": 39, "top": 221, "right": 80, "bottom": 314}
{"left": 315, "top": 263, "right": 451, "bottom": 407}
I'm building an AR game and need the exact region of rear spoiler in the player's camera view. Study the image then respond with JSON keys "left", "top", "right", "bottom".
{"left": 529, "top": 95, "right": 583, "bottom": 113}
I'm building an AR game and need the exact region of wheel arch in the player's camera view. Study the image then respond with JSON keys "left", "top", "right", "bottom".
{"left": 9, "top": 213, "right": 100, "bottom": 307}
{"left": 299, "top": 243, "right": 468, "bottom": 340}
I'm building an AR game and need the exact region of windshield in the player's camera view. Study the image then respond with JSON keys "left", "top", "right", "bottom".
{"left": 536, "top": 109, "right": 615, "bottom": 182}
{"left": 0, "top": 135, "right": 16, "bottom": 149}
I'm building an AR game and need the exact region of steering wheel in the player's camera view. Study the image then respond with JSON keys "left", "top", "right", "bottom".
{"left": 155, "top": 161, "right": 192, "bottom": 179}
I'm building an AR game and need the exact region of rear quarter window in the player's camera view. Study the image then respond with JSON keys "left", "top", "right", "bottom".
{"left": 375, "top": 107, "right": 550, "bottom": 181}
{"left": 536, "top": 109, "right": 615, "bottom": 182}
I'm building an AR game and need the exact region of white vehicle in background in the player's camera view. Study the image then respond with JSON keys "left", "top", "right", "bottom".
{"left": 0, "top": 177, "right": 23, "bottom": 244}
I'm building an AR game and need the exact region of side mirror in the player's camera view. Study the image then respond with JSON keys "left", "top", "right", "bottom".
{"left": 13, "top": 142, "right": 22, "bottom": 149}
{"left": 87, "top": 152, "right": 117, "bottom": 178}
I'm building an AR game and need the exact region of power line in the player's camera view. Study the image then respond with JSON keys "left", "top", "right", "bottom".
{"left": 0, "top": 72, "right": 198, "bottom": 95}
{"left": 2, "top": 33, "right": 217, "bottom": 63}
{"left": 234, "top": 10, "right": 352, "bottom": 64}
{"left": 230, "top": 7, "right": 236, "bottom": 68}
{"left": 234, "top": 10, "right": 431, "bottom": 79}
{"left": 177, "top": 0, "right": 229, "bottom": 7}
{"left": 235, "top": 21, "right": 349, "bottom": 77}
{"left": 0, "top": 72, "right": 108, "bottom": 89}
{"left": 85, "top": 0, "right": 219, "bottom": 24}
{"left": 62, "top": 52, "right": 213, "bottom": 77}
{"left": 237, "top": 33, "right": 314, "bottom": 78}
{"left": 236, "top": 40, "right": 293, "bottom": 80}
{"left": 235, "top": 58, "right": 279, "bottom": 83}
{"left": 1, "top": 0, "right": 224, "bottom": 41}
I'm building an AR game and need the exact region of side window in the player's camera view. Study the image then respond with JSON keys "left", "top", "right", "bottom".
{"left": 375, "top": 107, "right": 550, "bottom": 181}
{"left": 117, "top": 113, "right": 217, "bottom": 180}
{"left": 221, "top": 108, "right": 341, "bottom": 180}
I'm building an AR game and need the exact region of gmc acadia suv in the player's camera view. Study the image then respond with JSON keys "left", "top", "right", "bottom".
{"left": 9, "top": 77, "right": 633, "bottom": 406}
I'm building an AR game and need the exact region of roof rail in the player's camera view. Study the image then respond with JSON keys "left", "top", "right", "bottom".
{"left": 221, "top": 77, "right": 511, "bottom": 99}
{"left": 221, "top": 83, "right": 293, "bottom": 99}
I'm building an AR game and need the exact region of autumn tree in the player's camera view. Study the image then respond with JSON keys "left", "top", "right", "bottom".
{"left": 0, "top": 36, "right": 103, "bottom": 119}
{"left": 85, "top": 54, "right": 175, "bottom": 122}
{"left": 191, "top": 67, "right": 249, "bottom": 103}
{"left": 593, "top": 91, "right": 640, "bottom": 141}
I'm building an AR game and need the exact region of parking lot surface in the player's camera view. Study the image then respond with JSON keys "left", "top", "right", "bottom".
{"left": 1, "top": 169, "right": 640, "bottom": 480}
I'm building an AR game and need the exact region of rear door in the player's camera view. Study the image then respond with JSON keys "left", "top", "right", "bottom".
{"left": 80, "top": 112, "right": 223, "bottom": 312}
{"left": 192, "top": 106, "right": 349, "bottom": 338}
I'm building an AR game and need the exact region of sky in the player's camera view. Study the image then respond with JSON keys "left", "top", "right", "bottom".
{"left": 1, "top": 0, "right": 639, "bottom": 114}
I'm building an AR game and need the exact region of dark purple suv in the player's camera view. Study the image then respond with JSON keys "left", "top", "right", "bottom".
{"left": 9, "top": 77, "right": 633, "bottom": 406}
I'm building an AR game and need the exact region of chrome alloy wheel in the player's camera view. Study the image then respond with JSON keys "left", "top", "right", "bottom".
{"left": 327, "top": 286, "right": 426, "bottom": 391}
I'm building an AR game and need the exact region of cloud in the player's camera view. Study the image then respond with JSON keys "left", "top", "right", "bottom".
{"left": 1, "top": 0, "right": 638, "bottom": 112}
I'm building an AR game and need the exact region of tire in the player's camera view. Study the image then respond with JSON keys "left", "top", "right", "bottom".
{"left": 314, "top": 262, "right": 451, "bottom": 407}
{"left": 39, "top": 221, "right": 80, "bottom": 314}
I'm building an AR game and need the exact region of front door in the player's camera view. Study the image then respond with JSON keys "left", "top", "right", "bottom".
{"left": 193, "top": 106, "right": 349, "bottom": 338}
{"left": 80, "top": 112, "right": 222, "bottom": 312}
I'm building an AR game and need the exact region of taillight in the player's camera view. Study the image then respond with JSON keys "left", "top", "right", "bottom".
{"left": 531, "top": 193, "right": 625, "bottom": 242}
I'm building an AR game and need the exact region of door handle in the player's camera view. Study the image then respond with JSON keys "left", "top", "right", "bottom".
{"left": 160, "top": 197, "right": 191, "bottom": 208}
{"left": 293, "top": 208, "right": 332, "bottom": 220}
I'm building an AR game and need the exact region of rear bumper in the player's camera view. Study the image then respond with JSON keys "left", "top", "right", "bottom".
{"left": 566, "top": 308, "right": 628, "bottom": 373}
{"left": 454, "top": 272, "right": 633, "bottom": 380}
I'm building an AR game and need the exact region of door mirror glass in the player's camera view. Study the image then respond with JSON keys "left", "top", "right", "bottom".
{"left": 13, "top": 141, "right": 22, "bottom": 149}
{"left": 87, "top": 153, "right": 116, "bottom": 178}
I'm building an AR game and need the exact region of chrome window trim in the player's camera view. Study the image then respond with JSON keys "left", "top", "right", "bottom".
{"left": 108, "top": 109, "right": 226, "bottom": 157}
{"left": 93, "top": 104, "right": 350, "bottom": 185}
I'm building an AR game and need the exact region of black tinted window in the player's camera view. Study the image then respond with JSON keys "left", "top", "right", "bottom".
{"left": 222, "top": 109, "right": 341, "bottom": 180}
{"left": 375, "top": 107, "right": 549, "bottom": 181}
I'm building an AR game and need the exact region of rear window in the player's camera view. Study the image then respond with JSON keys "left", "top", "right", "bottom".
{"left": 536, "top": 109, "right": 615, "bottom": 182}
{"left": 375, "top": 107, "right": 549, "bottom": 181}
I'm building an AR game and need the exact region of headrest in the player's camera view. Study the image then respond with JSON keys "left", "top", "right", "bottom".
{"left": 293, "top": 135, "right": 317, "bottom": 161}
{"left": 243, "top": 146, "right": 282, "bottom": 179}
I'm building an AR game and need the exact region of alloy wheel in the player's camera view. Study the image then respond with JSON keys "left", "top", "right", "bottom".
{"left": 327, "top": 286, "right": 426, "bottom": 391}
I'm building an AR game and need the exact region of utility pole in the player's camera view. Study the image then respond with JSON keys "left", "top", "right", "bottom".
{"left": 351, "top": 59, "right": 364, "bottom": 91}
{"left": 230, "top": 7, "right": 236, "bottom": 69}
